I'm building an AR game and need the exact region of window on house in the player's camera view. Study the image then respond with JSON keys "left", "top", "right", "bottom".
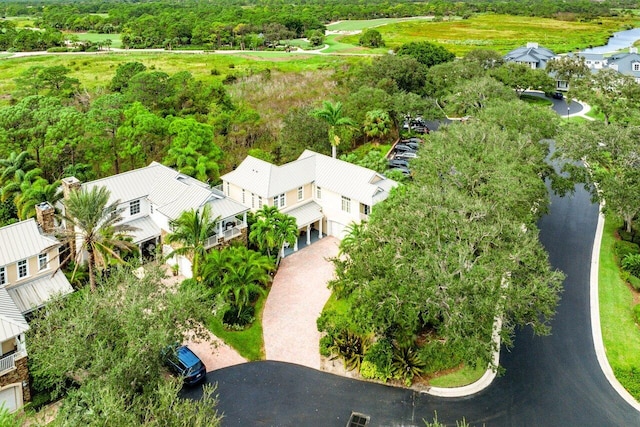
{"left": 251, "top": 193, "right": 255, "bottom": 209}
{"left": 0, "top": 266, "right": 5, "bottom": 286}
{"left": 274, "top": 193, "right": 285, "bottom": 208}
{"left": 297, "top": 186, "right": 304, "bottom": 201}
{"left": 258, "top": 196, "right": 263, "bottom": 208}
{"left": 316, "top": 186, "right": 322, "bottom": 199}
{"left": 360, "top": 203, "right": 370, "bottom": 216}
{"left": 634, "top": 62, "right": 640, "bottom": 71}
{"left": 150, "top": 204, "right": 154, "bottom": 214}
{"left": 226, "top": 182, "right": 230, "bottom": 196}
{"left": 17, "top": 259, "right": 28, "bottom": 279}
{"left": 130, "top": 199, "right": 141, "bottom": 216}
{"left": 341, "top": 196, "right": 351, "bottom": 213}
{"left": 38, "top": 253, "right": 48, "bottom": 270}
{"left": 242, "top": 189, "right": 246, "bottom": 204}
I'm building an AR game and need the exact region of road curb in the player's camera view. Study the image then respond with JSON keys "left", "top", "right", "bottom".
{"left": 590, "top": 208, "right": 640, "bottom": 411}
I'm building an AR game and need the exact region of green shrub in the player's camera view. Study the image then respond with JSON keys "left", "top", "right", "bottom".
{"left": 319, "top": 335, "right": 332, "bottom": 357}
{"left": 634, "top": 304, "right": 640, "bottom": 324}
{"left": 362, "top": 339, "right": 393, "bottom": 381}
{"left": 629, "top": 275, "right": 640, "bottom": 291}
{"left": 47, "top": 47, "right": 70, "bottom": 52}
{"left": 391, "top": 344, "right": 425, "bottom": 385}
{"left": 328, "top": 329, "right": 369, "bottom": 371}
{"left": 622, "top": 254, "right": 640, "bottom": 277}
{"left": 417, "top": 340, "right": 465, "bottom": 374}
{"left": 614, "top": 240, "right": 640, "bottom": 261}
{"left": 359, "top": 360, "right": 379, "bottom": 379}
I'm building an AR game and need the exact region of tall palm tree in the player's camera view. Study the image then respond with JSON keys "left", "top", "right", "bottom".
{"left": 165, "top": 204, "right": 219, "bottom": 281}
{"left": 249, "top": 205, "right": 298, "bottom": 265}
{"left": 274, "top": 213, "right": 298, "bottom": 266}
{"left": 58, "top": 186, "right": 138, "bottom": 292}
{"left": 311, "top": 101, "right": 356, "bottom": 158}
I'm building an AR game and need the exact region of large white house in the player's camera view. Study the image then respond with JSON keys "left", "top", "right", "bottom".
{"left": 221, "top": 150, "right": 398, "bottom": 248}
{"left": 63, "top": 161, "right": 250, "bottom": 278}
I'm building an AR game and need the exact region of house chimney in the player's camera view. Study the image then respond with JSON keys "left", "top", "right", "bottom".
{"left": 35, "top": 202, "right": 55, "bottom": 234}
{"left": 61, "top": 176, "right": 81, "bottom": 199}
{"left": 526, "top": 42, "right": 539, "bottom": 49}
{"left": 631, "top": 47, "right": 638, "bottom": 54}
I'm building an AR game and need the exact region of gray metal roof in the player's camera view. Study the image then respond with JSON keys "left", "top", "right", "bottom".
{"left": 207, "top": 197, "right": 249, "bottom": 221}
{"left": 123, "top": 216, "right": 161, "bottom": 244}
{"left": 504, "top": 44, "right": 555, "bottom": 69}
{"left": 0, "top": 288, "right": 28, "bottom": 341}
{"left": 608, "top": 52, "right": 640, "bottom": 78}
{"left": 7, "top": 269, "right": 73, "bottom": 314}
{"left": 221, "top": 156, "right": 315, "bottom": 198}
{"left": 223, "top": 151, "right": 398, "bottom": 206}
{"left": 283, "top": 201, "right": 323, "bottom": 228}
{"left": 0, "top": 219, "right": 60, "bottom": 266}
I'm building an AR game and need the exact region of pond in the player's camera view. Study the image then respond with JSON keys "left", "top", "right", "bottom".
{"left": 583, "top": 27, "right": 640, "bottom": 54}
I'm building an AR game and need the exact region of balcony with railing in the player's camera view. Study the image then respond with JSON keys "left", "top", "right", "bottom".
{"left": 204, "top": 223, "right": 247, "bottom": 249}
{"left": 0, "top": 350, "right": 27, "bottom": 375}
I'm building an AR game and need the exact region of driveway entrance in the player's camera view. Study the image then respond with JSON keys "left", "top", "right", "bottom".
{"left": 262, "top": 236, "right": 339, "bottom": 369}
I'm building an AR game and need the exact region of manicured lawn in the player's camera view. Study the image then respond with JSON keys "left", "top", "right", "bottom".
{"left": 206, "top": 292, "right": 268, "bottom": 361}
{"left": 326, "top": 17, "right": 435, "bottom": 32}
{"left": 338, "top": 14, "right": 633, "bottom": 56}
{"left": 429, "top": 362, "right": 486, "bottom": 387}
{"left": 599, "top": 217, "right": 640, "bottom": 399}
{"left": 585, "top": 106, "right": 606, "bottom": 121}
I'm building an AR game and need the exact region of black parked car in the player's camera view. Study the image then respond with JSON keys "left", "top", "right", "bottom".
{"left": 388, "top": 158, "right": 410, "bottom": 168}
{"left": 552, "top": 91, "right": 564, "bottom": 100}
{"left": 394, "top": 143, "right": 418, "bottom": 152}
{"left": 163, "top": 344, "right": 206, "bottom": 385}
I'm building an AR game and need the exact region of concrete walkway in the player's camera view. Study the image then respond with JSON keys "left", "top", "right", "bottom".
{"left": 262, "top": 237, "right": 339, "bottom": 369}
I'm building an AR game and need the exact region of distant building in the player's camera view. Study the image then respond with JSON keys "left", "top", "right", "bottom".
{"left": 608, "top": 47, "right": 640, "bottom": 83}
{"left": 504, "top": 42, "right": 556, "bottom": 69}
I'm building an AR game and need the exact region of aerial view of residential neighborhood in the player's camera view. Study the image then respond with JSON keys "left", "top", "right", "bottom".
{"left": 1, "top": 0, "right": 640, "bottom": 425}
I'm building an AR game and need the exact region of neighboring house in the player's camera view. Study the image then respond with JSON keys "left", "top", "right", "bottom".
{"left": 608, "top": 47, "right": 640, "bottom": 83}
{"left": 63, "top": 162, "right": 250, "bottom": 278}
{"left": 0, "top": 215, "right": 75, "bottom": 413}
{"left": 221, "top": 150, "right": 398, "bottom": 248}
{"left": 504, "top": 42, "right": 555, "bottom": 69}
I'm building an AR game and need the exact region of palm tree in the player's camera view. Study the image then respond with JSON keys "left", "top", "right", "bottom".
{"left": 274, "top": 213, "right": 298, "bottom": 266}
{"left": 339, "top": 221, "right": 368, "bottom": 256}
{"left": 59, "top": 186, "right": 138, "bottom": 292}
{"left": 249, "top": 205, "right": 298, "bottom": 265}
{"left": 363, "top": 109, "right": 392, "bottom": 144}
{"left": 165, "top": 204, "right": 219, "bottom": 281}
{"left": 0, "top": 151, "right": 43, "bottom": 203}
{"left": 203, "top": 246, "right": 274, "bottom": 311}
{"left": 14, "top": 177, "right": 62, "bottom": 220}
{"left": 311, "top": 101, "right": 356, "bottom": 158}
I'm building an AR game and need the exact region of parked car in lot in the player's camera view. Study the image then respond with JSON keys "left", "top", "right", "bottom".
{"left": 163, "top": 344, "right": 206, "bottom": 385}
{"left": 388, "top": 158, "right": 410, "bottom": 168}
{"left": 401, "top": 137, "right": 422, "bottom": 144}
{"left": 551, "top": 91, "right": 564, "bottom": 100}
{"left": 394, "top": 143, "right": 418, "bottom": 153}
{"left": 395, "top": 151, "right": 419, "bottom": 160}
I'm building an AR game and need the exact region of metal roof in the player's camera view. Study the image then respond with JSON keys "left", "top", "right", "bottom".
{"left": 0, "top": 288, "right": 28, "bottom": 341}
{"left": 123, "top": 216, "right": 161, "bottom": 244}
{"left": 0, "top": 219, "right": 60, "bottom": 266}
{"left": 221, "top": 156, "right": 316, "bottom": 198}
{"left": 504, "top": 45, "right": 555, "bottom": 69}
{"left": 7, "top": 270, "right": 73, "bottom": 314}
{"left": 206, "top": 197, "right": 249, "bottom": 221}
{"left": 223, "top": 151, "right": 398, "bottom": 206}
{"left": 283, "top": 201, "right": 324, "bottom": 228}
{"left": 608, "top": 52, "right": 640, "bottom": 77}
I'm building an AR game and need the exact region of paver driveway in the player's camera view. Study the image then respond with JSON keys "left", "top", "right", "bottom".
{"left": 262, "top": 236, "right": 339, "bottom": 369}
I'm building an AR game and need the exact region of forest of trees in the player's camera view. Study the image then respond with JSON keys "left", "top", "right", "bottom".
{"left": 0, "top": 0, "right": 638, "bottom": 50}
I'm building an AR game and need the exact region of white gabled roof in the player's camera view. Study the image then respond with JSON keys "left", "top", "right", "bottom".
{"left": 222, "top": 150, "right": 398, "bottom": 206}
{"left": 221, "top": 156, "right": 316, "bottom": 198}
{"left": 0, "top": 288, "right": 29, "bottom": 342}
{"left": 0, "top": 219, "right": 59, "bottom": 266}
{"left": 83, "top": 162, "right": 248, "bottom": 222}
{"left": 7, "top": 270, "right": 73, "bottom": 314}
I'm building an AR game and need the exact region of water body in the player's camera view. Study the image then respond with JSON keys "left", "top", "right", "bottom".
{"left": 583, "top": 27, "right": 640, "bottom": 54}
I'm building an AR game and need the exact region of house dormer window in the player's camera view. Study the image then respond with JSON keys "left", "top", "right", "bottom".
{"left": 274, "top": 193, "right": 285, "bottom": 208}
{"left": 130, "top": 199, "right": 141, "bottom": 216}
{"left": 38, "top": 253, "right": 49, "bottom": 271}
{"left": 0, "top": 266, "right": 5, "bottom": 285}
{"left": 297, "top": 186, "right": 304, "bottom": 201}
{"left": 17, "top": 259, "right": 28, "bottom": 279}
{"left": 633, "top": 62, "right": 640, "bottom": 72}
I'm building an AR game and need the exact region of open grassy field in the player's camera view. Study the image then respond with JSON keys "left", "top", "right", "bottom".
{"left": 69, "top": 32, "right": 122, "bottom": 48}
{"left": 326, "top": 16, "right": 435, "bottom": 32}
{"left": 599, "top": 218, "right": 640, "bottom": 399}
{"left": 337, "top": 14, "right": 637, "bottom": 56}
{"left": 3, "top": 16, "right": 36, "bottom": 28}
{"left": 0, "top": 51, "right": 354, "bottom": 98}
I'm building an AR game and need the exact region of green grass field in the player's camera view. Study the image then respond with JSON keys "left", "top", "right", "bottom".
{"left": 69, "top": 32, "right": 122, "bottom": 48}
{"left": 3, "top": 16, "right": 36, "bottom": 28}
{"left": 599, "top": 218, "right": 640, "bottom": 400}
{"left": 326, "top": 17, "right": 435, "bottom": 32}
{"left": 337, "top": 14, "right": 635, "bottom": 56}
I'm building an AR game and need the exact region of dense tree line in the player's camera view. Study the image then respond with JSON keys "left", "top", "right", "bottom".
{"left": 1, "top": 0, "right": 637, "bottom": 50}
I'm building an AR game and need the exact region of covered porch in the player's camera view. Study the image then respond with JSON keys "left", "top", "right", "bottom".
{"left": 282, "top": 201, "right": 324, "bottom": 258}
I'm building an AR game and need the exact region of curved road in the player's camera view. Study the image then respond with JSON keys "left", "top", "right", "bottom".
{"left": 183, "top": 182, "right": 640, "bottom": 425}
